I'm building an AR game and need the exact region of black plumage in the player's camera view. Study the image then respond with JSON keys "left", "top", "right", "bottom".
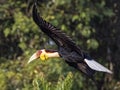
{"left": 31, "top": 1, "right": 112, "bottom": 77}
{"left": 32, "top": 2, "right": 95, "bottom": 77}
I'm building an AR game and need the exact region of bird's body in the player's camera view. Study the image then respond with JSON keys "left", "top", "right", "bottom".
{"left": 28, "top": 1, "right": 112, "bottom": 77}
{"left": 59, "top": 47, "right": 96, "bottom": 76}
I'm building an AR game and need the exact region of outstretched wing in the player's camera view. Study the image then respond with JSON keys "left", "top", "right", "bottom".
{"left": 32, "top": 2, "right": 83, "bottom": 56}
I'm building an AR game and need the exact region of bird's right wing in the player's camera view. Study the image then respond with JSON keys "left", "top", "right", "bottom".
{"left": 32, "top": 2, "right": 74, "bottom": 46}
{"left": 32, "top": 2, "right": 83, "bottom": 56}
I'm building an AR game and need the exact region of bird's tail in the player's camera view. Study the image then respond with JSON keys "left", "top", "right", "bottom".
{"left": 84, "top": 58, "right": 112, "bottom": 74}
{"left": 77, "top": 62, "right": 96, "bottom": 77}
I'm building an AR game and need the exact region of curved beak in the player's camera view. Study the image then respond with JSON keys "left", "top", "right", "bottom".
{"left": 28, "top": 53, "right": 38, "bottom": 64}
{"left": 28, "top": 50, "right": 42, "bottom": 64}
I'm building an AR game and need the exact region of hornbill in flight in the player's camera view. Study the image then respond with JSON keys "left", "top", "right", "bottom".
{"left": 28, "top": 1, "right": 112, "bottom": 77}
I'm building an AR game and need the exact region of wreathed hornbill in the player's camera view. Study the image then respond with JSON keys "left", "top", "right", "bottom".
{"left": 28, "top": 1, "right": 112, "bottom": 77}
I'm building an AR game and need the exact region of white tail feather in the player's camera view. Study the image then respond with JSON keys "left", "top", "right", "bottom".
{"left": 84, "top": 58, "right": 112, "bottom": 74}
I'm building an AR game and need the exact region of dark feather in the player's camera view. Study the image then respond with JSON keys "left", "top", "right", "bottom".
{"left": 45, "top": 49, "right": 57, "bottom": 53}
{"left": 32, "top": 2, "right": 83, "bottom": 57}
{"left": 65, "top": 61, "right": 95, "bottom": 77}
{"left": 32, "top": 2, "right": 95, "bottom": 77}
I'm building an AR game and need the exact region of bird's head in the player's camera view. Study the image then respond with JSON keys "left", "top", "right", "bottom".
{"left": 28, "top": 49, "right": 49, "bottom": 64}
{"left": 28, "top": 49, "right": 59, "bottom": 64}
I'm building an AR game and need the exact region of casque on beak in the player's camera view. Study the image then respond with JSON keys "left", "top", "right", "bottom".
{"left": 28, "top": 50, "right": 42, "bottom": 64}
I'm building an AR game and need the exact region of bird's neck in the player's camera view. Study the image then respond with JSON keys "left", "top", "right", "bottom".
{"left": 46, "top": 52, "right": 60, "bottom": 58}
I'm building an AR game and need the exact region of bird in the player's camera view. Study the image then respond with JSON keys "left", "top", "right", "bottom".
{"left": 28, "top": 1, "right": 112, "bottom": 77}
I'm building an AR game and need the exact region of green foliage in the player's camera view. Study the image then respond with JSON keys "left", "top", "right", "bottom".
{"left": 0, "top": 57, "right": 75, "bottom": 90}
{"left": 0, "top": 0, "right": 119, "bottom": 90}
{"left": 87, "top": 39, "right": 99, "bottom": 49}
{"left": 32, "top": 72, "right": 73, "bottom": 90}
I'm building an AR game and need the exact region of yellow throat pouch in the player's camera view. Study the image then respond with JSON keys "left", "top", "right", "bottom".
{"left": 40, "top": 53, "right": 48, "bottom": 61}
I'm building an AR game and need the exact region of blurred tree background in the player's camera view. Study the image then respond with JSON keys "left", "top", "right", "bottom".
{"left": 0, "top": 0, "right": 120, "bottom": 90}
